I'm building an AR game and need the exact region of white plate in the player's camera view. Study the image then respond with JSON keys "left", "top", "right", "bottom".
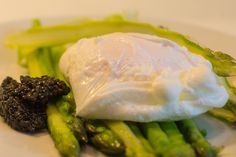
{"left": 1, "top": 17, "right": 236, "bottom": 157}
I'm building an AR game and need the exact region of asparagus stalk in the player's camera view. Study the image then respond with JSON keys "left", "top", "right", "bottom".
{"left": 56, "top": 101, "right": 87, "bottom": 143}
{"left": 141, "top": 122, "right": 196, "bottom": 157}
{"left": 141, "top": 122, "right": 170, "bottom": 156}
{"left": 85, "top": 120, "right": 107, "bottom": 134}
{"left": 106, "top": 121, "right": 155, "bottom": 157}
{"left": 90, "top": 129, "right": 125, "bottom": 155}
{"left": 6, "top": 16, "right": 236, "bottom": 76}
{"left": 47, "top": 104, "right": 79, "bottom": 157}
{"left": 222, "top": 77, "right": 236, "bottom": 117}
{"left": 127, "top": 123, "right": 155, "bottom": 154}
{"left": 160, "top": 122, "right": 196, "bottom": 157}
{"left": 85, "top": 120, "right": 125, "bottom": 155}
{"left": 27, "top": 48, "right": 55, "bottom": 77}
{"left": 177, "top": 119, "right": 217, "bottom": 157}
{"left": 208, "top": 108, "right": 236, "bottom": 122}
{"left": 226, "top": 101, "right": 236, "bottom": 116}
{"left": 49, "top": 46, "right": 88, "bottom": 143}
{"left": 27, "top": 49, "right": 80, "bottom": 157}
{"left": 17, "top": 19, "right": 41, "bottom": 67}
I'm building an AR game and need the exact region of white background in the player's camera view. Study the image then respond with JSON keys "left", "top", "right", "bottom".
{"left": 0, "top": 0, "right": 236, "bottom": 36}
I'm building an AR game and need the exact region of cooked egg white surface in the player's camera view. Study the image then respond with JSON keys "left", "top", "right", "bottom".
{"left": 59, "top": 32, "right": 228, "bottom": 122}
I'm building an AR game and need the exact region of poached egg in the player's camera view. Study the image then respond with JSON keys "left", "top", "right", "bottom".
{"left": 59, "top": 32, "right": 228, "bottom": 122}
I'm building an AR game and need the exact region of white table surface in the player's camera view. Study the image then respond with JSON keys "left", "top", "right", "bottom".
{"left": 0, "top": 0, "right": 235, "bottom": 36}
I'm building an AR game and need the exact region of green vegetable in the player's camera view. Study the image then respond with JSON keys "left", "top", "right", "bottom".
{"left": 208, "top": 108, "right": 236, "bottom": 122}
{"left": 56, "top": 102, "right": 87, "bottom": 142}
{"left": 106, "top": 121, "right": 155, "bottom": 157}
{"left": 160, "top": 122, "right": 196, "bottom": 157}
{"left": 49, "top": 45, "right": 75, "bottom": 106}
{"left": 17, "top": 47, "right": 35, "bottom": 67}
{"left": 141, "top": 122, "right": 170, "bottom": 156}
{"left": 219, "top": 77, "right": 236, "bottom": 117}
{"left": 90, "top": 129, "right": 125, "bottom": 155}
{"left": 27, "top": 49, "right": 80, "bottom": 157}
{"left": 127, "top": 123, "right": 155, "bottom": 154}
{"left": 85, "top": 120, "right": 125, "bottom": 155}
{"left": 27, "top": 48, "right": 54, "bottom": 76}
{"left": 49, "top": 46, "right": 88, "bottom": 143}
{"left": 226, "top": 76, "right": 236, "bottom": 89}
{"left": 47, "top": 104, "right": 79, "bottom": 157}
{"left": 85, "top": 120, "right": 107, "bottom": 134}
{"left": 49, "top": 46, "right": 67, "bottom": 80}
{"left": 177, "top": 119, "right": 217, "bottom": 157}
{"left": 17, "top": 19, "right": 42, "bottom": 67}
{"left": 6, "top": 16, "right": 236, "bottom": 76}
{"left": 31, "top": 19, "right": 42, "bottom": 29}
{"left": 141, "top": 122, "right": 196, "bottom": 157}
{"left": 70, "top": 117, "right": 87, "bottom": 143}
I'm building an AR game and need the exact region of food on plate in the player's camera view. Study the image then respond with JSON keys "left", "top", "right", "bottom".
{"left": 2, "top": 15, "right": 236, "bottom": 157}
{"left": 60, "top": 32, "right": 228, "bottom": 122}
{"left": 0, "top": 75, "right": 70, "bottom": 132}
{"left": 85, "top": 120, "right": 125, "bottom": 155}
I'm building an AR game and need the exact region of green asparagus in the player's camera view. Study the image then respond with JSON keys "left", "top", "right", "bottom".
{"left": 6, "top": 16, "right": 236, "bottom": 76}
{"left": 90, "top": 129, "right": 125, "bottom": 155}
{"left": 85, "top": 120, "right": 107, "bottom": 134}
{"left": 223, "top": 77, "right": 236, "bottom": 117}
{"left": 106, "top": 121, "right": 155, "bottom": 157}
{"left": 141, "top": 122, "right": 170, "bottom": 156}
{"left": 47, "top": 104, "right": 79, "bottom": 157}
{"left": 208, "top": 108, "right": 236, "bottom": 122}
{"left": 141, "top": 122, "right": 196, "bottom": 157}
{"left": 127, "top": 123, "right": 155, "bottom": 155}
{"left": 17, "top": 19, "right": 41, "bottom": 66}
{"left": 27, "top": 48, "right": 54, "bottom": 76}
{"left": 49, "top": 46, "right": 88, "bottom": 143}
{"left": 27, "top": 49, "right": 80, "bottom": 157}
{"left": 56, "top": 101, "right": 87, "bottom": 142}
{"left": 84, "top": 120, "right": 125, "bottom": 155}
{"left": 177, "top": 119, "right": 217, "bottom": 157}
{"left": 160, "top": 122, "right": 196, "bottom": 157}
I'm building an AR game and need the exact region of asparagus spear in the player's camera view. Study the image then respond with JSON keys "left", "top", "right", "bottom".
{"left": 56, "top": 101, "right": 87, "bottom": 143}
{"left": 17, "top": 19, "right": 41, "bottom": 67}
{"left": 49, "top": 46, "right": 88, "bottom": 143}
{"left": 27, "top": 48, "right": 55, "bottom": 77}
{"left": 222, "top": 77, "right": 236, "bottom": 117}
{"left": 127, "top": 123, "right": 155, "bottom": 154}
{"left": 84, "top": 120, "right": 125, "bottom": 155}
{"left": 141, "top": 122, "right": 196, "bottom": 157}
{"left": 90, "top": 129, "right": 125, "bottom": 155}
{"left": 86, "top": 120, "right": 125, "bottom": 155}
{"left": 85, "top": 120, "right": 107, "bottom": 134}
{"left": 6, "top": 16, "right": 236, "bottom": 76}
{"left": 47, "top": 104, "right": 79, "bottom": 157}
{"left": 27, "top": 49, "right": 80, "bottom": 157}
{"left": 141, "top": 122, "right": 170, "bottom": 156}
{"left": 160, "top": 122, "right": 196, "bottom": 157}
{"left": 208, "top": 108, "right": 236, "bottom": 122}
{"left": 106, "top": 121, "right": 155, "bottom": 157}
{"left": 177, "top": 119, "right": 217, "bottom": 157}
